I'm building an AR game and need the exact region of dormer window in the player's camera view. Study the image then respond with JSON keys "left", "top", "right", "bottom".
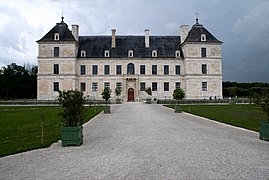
{"left": 201, "top": 34, "right": 206, "bottom": 41}
{"left": 104, "top": 50, "right": 110, "bottom": 57}
{"left": 128, "top": 50, "right": 133, "bottom": 57}
{"left": 81, "top": 50, "right": 86, "bottom": 57}
{"left": 175, "top": 50, "right": 180, "bottom": 58}
{"left": 152, "top": 50, "right": 157, "bottom": 57}
{"left": 54, "top": 33, "right": 59, "bottom": 40}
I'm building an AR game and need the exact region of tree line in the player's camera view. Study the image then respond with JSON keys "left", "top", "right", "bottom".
{"left": 0, "top": 63, "right": 269, "bottom": 99}
{"left": 0, "top": 63, "right": 37, "bottom": 99}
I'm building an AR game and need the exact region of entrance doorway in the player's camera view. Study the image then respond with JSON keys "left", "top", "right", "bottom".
{"left": 128, "top": 88, "right": 134, "bottom": 101}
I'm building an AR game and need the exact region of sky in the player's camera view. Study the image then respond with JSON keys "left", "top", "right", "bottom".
{"left": 0, "top": 0, "right": 269, "bottom": 82}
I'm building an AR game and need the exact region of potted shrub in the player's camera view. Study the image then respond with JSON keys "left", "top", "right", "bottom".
{"left": 102, "top": 87, "right": 111, "bottom": 113}
{"left": 58, "top": 90, "right": 87, "bottom": 147}
{"left": 115, "top": 87, "right": 122, "bottom": 104}
{"left": 145, "top": 87, "right": 152, "bottom": 104}
{"left": 173, "top": 88, "right": 185, "bottom": 113}
{"left": 252, "top": 88, "right": 269, "bottom": 141}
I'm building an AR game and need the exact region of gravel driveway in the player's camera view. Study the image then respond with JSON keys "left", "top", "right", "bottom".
{"left": 0, "top": 103, "right": 268, "bottom": 179}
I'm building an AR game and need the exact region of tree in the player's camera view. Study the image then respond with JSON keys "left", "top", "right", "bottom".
{"left": 145, "top": 87, "right": 152, "bottom": 97}
{"left": 251, "top": 88, "right": 269, "bottom": 122}
{"left": 58, "top": 90, "right": 87, "bottom": 126}
{"left": 101, "top": 87, "right": 111, "bottom": 106}
{"left": 115, "top": 87, "right": 121, "bottom": 97}
{"left": 173, "top": 88, "right": 185, "bottom": 105}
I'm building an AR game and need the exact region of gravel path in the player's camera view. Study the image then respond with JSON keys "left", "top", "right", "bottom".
{"left": 0, "top": 103, "right": 269, "bottom": 179}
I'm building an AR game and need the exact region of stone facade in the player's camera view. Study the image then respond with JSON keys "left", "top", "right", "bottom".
{"left": 37, "top": 18, "right": 223, "bottom": 101}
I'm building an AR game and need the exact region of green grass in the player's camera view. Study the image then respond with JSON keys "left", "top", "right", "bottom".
{"left": 0, "top": 106, "right": 104, "bottom": 157}
{"left": 165, "top": 104, "right": 267, "bottom": 132}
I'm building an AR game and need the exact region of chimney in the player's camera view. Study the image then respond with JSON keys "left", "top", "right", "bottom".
{"left": 145, "top": 29, "right": 150, "bottom": 48}
{"left": 71, "top": 24, "right": 79, "bottom": 42}
{"left": 180, "top": 25, "right": 189, "bottom": 44}
{"left": 111, "top": 29, "right": 116, "bottom": 48}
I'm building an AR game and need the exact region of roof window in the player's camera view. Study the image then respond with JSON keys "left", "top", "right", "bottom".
{"left": 175, "top": 50, "right": 180, "bottom": 58}
{"left": 81, "top": 50, "right": 86, "bottom": 57}
{"left": 152, "top": 50, "right": 157, "bottom": 57}
{"left": 54, "top": 33, "right": 59, "bottom": 41}
{"left": 128, "top": 50, "right": 133, "bottom": 57}
{"left": 104, "top": 50, "right": 110, "bottom": 57}
{"left": 201, "top": 34, "right": 206, "bottom": 41}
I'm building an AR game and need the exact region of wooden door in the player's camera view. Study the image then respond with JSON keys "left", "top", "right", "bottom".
{"left": 128, "top": 88, "right": 134, "bottom": 101}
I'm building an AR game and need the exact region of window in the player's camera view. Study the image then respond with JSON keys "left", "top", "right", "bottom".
{"left": 202, "top": 82, "right": 207, "bottom": 91}
{"left": 92, "top": 82, "right": 98, "bottom": 91}
{"left": 201, "top": 48, "right": 207, "bottom": 57}
{"left": 80, "top": 65, "right": 86, "bottom": 75}
{"left": 92, "top": 65, "right": 98, "bottom": 75}
{"left": 53, "top": 82, "right": 59, "bottom": 91}
{"left": 104, "top": 50, "right": 110, "bottom": 57}
{"left": 202, "top": 64, "right": 207, "bottom": 74}
{"left": 80, "top": 82, "right": 86, "bottom": 91}
{"left": 164, "top": 65, "right": 169, "bottom": 75}
{"left": 116, "top": 65, "right": 122, "bottom": 75}
{"left": 53, "top": 64, "right": 59, "bottom": 74}
{"left": 54, "top": 33, "right": 59, "bottom": 40}
{"left": 152, "top": 50, "right": 157, "bottom": 57}
{"left": 140, "top": 82, "right": 146, "bottom": 91}
{"left": 164, "top": 82, "right": 169, "bottom": 91}
{"left": 116, "top": 82, "right": 122, "bottom": 91}
{"left": 54, "top": 47, "right": 59, "bottom": 57}
{"left": 201, "top": 34, "right": 206, "bottom": 41}
{"left": 81, "top": 50, "right": 86, "bottom": 57}
{"left": 128, "top": 50, "right": 133, "bottom": 57}
{"left": 104, "top": 82, "right": 110, "bottom": 89}
{"left": 152, "top": 82, "right": 157, "bottom": 91}
{"left": 140, "top": 65, "right": 145, "bottom": 75}
{"left": 152, "top": 65, "right": 157, "bottom": 75}
{"left": 104, "top": 65, "right": 110, "bottom": 75}
{"left": 127, "top": 63, "right": 135, "bottom": 74}
{"left": 175, "top": 82, "right": 181, "bottom": 89}
{"left": 175, "top": 50, "right": 180, "bottom": 58}
{"left": 175, "top": 65, "right": 180, "bottom": 75}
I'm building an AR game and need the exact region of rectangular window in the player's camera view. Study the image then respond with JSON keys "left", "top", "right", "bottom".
{"left": 202, "top": 82, "right": 207, "bottom": 91}
{"left": 80, "top": 65, "right": 86, "bottom": 75}
{"left": 164, "top": 65, "right": 169, "bottom": 75}
{"left": 53, "top": 82, "right": 59, "bottom": 91}
{"left": 152, "top": 65, "right": 157, "bottom": 75}
{"left": 140, "top": 82, "right": 146, "bottom": 91}
{"left": 53, "top": 64, "right": 59, "bottom": 74}
{"left": 80, "top": 82, "right": 86, "bottom": 91}
{"left": 140, "top": 65, "right": 145, "bottom": 75}
{"left": 54, "top": 47, "right": 59, "bottom": 57}
{"left": 116, "top": 65, "right": 122, "bottom": 75}
{"left": 104, "top": 65, "right": 110, "bottom": 75}
{"left": 104, "top": 82, "right": 110, "bottom": 89}
{"left": 92, "top": 65, "right": 98, "bottom": 75}
{"left": 202, "top": 64, "right": 207, "bottom": 74}
{"left": 92, "top": 82, "right": 98, "bottom": 91}
{"left": 175, "top": 82, "right": 181, "bottom": 89}
{"left": 164, "top": 82, "right": 169, "bottom": 91}
{"left": 175, "top": 65, "right": 180, "bottom": 75}
{"left": 116, "top": 82, "right": 122, "bottom": 91}
{"left": 152, "top": 82, "right": 157, "bottom": 91}
{"left": 201, "top": 48, "right": 207, "bottom": 57}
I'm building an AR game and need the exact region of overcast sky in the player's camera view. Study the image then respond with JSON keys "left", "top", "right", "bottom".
{"left": 0, "top": 0, "right": 268, "bottom": 82}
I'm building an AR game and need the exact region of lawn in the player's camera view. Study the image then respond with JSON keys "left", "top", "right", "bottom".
{"left": 0, "top": 106, "right": 104, "bottom": 157}
{"left": 165, "top": 104, "right": 267, "bottom": 132}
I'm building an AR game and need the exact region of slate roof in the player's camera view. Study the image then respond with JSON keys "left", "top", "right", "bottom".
{"left": 184, "top": 22, "right": 222, "bottom": 44}
{"left": 36, "top": 20, "right": 76, "bottom": 42}
{"left": 78, "top": 36, "right": 181, "bottom": 58}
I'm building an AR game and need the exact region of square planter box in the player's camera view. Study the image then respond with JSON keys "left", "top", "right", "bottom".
{"left": 175, "top": 105, "right": 182, "bottom": 113}
{"left": 146, "top": 98, "right": 151, "bottom": 104}
{"left": 260, "top": 121, "right": 269, "bottom": 141}
{"left": 104, "top": 106, "right": 111, "bottom": 113}
{"left": 61, "top": 125, "right": 83, "bottom": 147}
